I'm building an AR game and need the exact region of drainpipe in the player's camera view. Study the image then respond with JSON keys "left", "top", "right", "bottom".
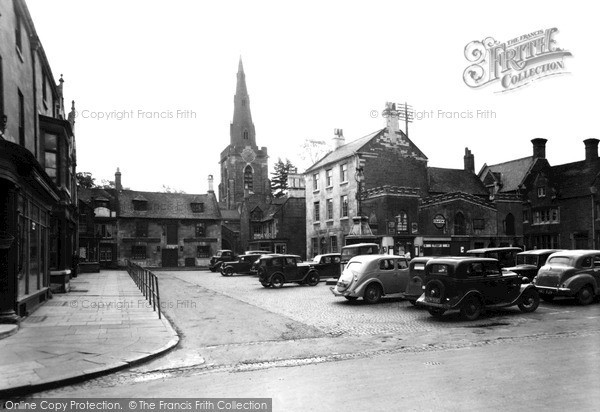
{"left": 591, "top": 186, "right": 597, "bottom": 249}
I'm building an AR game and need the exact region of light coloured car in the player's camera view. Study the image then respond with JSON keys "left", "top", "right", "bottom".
{"left": 330, "top": 255, "right": 409, "bottom": 303}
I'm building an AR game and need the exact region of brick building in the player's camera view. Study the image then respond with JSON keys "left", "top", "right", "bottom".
{"left": 0, "top": 0, "right": 78, "bottom": 320}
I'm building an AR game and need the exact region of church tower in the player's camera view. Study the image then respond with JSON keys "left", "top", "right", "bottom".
{"left": 219, "top": 57, "right": 270, "bottom": 208}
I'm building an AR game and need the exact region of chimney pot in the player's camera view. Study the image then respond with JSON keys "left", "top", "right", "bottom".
{"left": 584, "top": 138, "right": 599, "bottom": 164}
{"left": 208, "top": 175, "right": 214, "bottom": 193}
{"left": 115, "top": 167, "right": 122, "bottom": 191}
{"left": 463, "top": 147, "right": 475, "bottom": 173}
{"left": 531, "top": 138, "right": 547, "bottom": 159}
{"left": 332, "top": 129, "right": 345, "bottom": 150}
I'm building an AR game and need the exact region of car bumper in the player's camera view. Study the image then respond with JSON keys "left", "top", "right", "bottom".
{"left": 416, "top": 294, "right": 454, "bottom": 310}
{"left": 535, "top": 285, "right": 573, "bottom": 297}
{"left": 330, "top": 286, "right": 357, "bottom": 297}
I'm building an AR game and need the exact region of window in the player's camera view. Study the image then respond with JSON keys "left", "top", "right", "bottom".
{"left": 396, "top": 211, "right": 408, "bottom": 233}
{"left": 135, "top": 221, "right": 148, "bottom": 237}
{"left": 467, "top": 263, "right": 484, "bottom": 277}
{"left": 473, "top": 219, "right": 485, "bottom": 230}
{"left": 326, "top": 169, "right": 333, "bottom": 187}
{"left": 243, "top": 129, "right": 248, "bottom": 139}
{"left": 244, "top": 165, "right": 253, "bottom": 190}
{"left": 523, "top": 209, "right": 529, "bottom": 223}
{"left": 326, "top": 199, "right": 333, "bottom": 220}
{"left": 133, "top": 200, "right": 148, "bottom": 211}
{"left": 195, "top": 223, "right": 205, "bottom": 237}
{"left": 132, "top": 245, "right": 146, "bottom": 260}
{"left": 537, "top": 187, "right": 546, "bottom": 198}
{"left": 505, "top": 213, "right": 515, "bottom": 236}
{"left": 95, "top": 223, "right": 113, "bottom": 238}
{"left": 340, "top": 195, "right": 348, "bottom": 218}
{"left": 340, "top": 163, "right": 348, "bottom": 182}
{"left": 379, "top": 259, "right": 394, "bottom": 270}
{"left": 15, "top": 11, "right": 22, "bottom": 52}
{"left": 533, "top": 208, "right": 559, "bottom": 225}
{"left": 387, "top": 221, "right": 395, "bottom": 235}
{"left": 78, "top": 215, "right": 87, "bottom": 233}
{"left": 18, "top": 89, "right": 24, "bottom": 146}
{"left": 42, "top": 74, "right": 47, "bottom": 105}
{"left": 197, "top": 246, "right": 210, "bottom": 258}
{"left": 313, "top": 173, "right": 319, "bottom": 191}
{"left": 44, "top": 133, "right": 58, "bottom": 182}
{"left": 454, "top": 212, "right": 466, "bottom": 235}
{"left": 191, "top": 202, "right": 204, "bottom": 213}
{"left": 398, "top": 259, "right": 408, "bottom": 269}
{"left": 330, "top": 236, "right": 338, "bottom": 253}
{"left": 314, "top": 201, "right": 320, "bottom": 222}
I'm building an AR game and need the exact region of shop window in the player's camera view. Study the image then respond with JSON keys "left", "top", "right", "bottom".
{"left": 132, "top": 245, "right": 146, "bottom": 260}
{"left": 396, "top": 211, "right": 408, "bottom": 233}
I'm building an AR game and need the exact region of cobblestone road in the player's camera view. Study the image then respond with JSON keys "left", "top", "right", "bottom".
{"left": 158, "top": 270, "right": 549, "bottom": 337}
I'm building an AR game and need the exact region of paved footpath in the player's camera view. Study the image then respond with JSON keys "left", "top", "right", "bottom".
{"left": 0, "top": 270, "right": 179, "bottom": 398}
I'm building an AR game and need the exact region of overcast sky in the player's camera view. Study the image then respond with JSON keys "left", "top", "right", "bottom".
{"left": 26, "top": 0, "right": 599, "bottom": 194}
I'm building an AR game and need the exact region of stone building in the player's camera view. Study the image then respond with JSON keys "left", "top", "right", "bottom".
{"left": 0, "top": 0, "right": 78, "bottom": 321}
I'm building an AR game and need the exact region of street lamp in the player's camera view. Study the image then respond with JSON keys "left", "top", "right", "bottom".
{"left": 354, "top": 167, "right": 364, "bottom": 217}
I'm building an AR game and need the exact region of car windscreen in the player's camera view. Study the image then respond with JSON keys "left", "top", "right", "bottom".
{"left": 341, "top": 246, "right": 378, "bottom": 259}
{"left": 428, "top": 264, "right": 450, "bottom": 275}
{"left": 412, "top": 263, "right": 426, "bottom": 271}
{"left": 345, "top": 261, "right": 364, "bottom": 273}
{"left": 517, "top": 255, "right": 538, "bottom": 265}
{"left": 546, "top": 256, "right": 572, "bottom": 266}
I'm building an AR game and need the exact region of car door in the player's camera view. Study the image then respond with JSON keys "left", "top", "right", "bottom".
{"left": 482, "top": 261, "right": 510, "bottom": 304}
{"left": 378, "top": 258, "right": 400, "bottom": 294}
{"left": 283, "top": 257, "right": 300, "bottom": 281}
{"left": 396, "top": 258, "right": 410, "bottom": 293}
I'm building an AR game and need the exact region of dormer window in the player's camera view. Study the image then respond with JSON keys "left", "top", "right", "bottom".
{"left": 537, "top": 187, "right": 546, "bottom": 198}
{"left": 133, "top": 200, "right": 148, "bottom": 211}
{"left": 191, "top": 202, "right": 204, "bottom": 213}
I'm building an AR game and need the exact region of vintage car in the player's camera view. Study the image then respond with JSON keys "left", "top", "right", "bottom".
{"left": 533, "top": 250, "right": 600, "bottom": 305}
{"left": 401, "top": 256, "right": 434, "bottom": 305}
{"left": 221, "top": 254, "right": 263, "bottom": 276}
{"left": 505, "top": 249, "right": 563, "bottom": 280}
{"left": 244, "top": 250, "right": 266, "bottom": 255}
{"left": 331, "top": 255, "right": 410, "bottom": 304}
{"left": 208, "top": 249, "right": 237, "bottom": 272}
{"left": 257, "top": 254, "right": 320, "bottom": 288}
{"left": 417, "top": 257, "right": 539, "bottom": 320}
{"left": 311, "top": 253, "right": 342, "bottom": 279}
{"left": 466, "top": 247, "right": 522, "bottom": 267}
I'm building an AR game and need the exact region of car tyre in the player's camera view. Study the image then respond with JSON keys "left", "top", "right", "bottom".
{"left": 271, "top": 273, "right": 285, "bottom": 289}
{"left": 518, "top": 288, "right": 540, "bottom": 313}
{"left": 540, "top": 295, "right": 555, "bottom": 303}
{"left": 307, "top": 271, "right": 320, "bottom": 286}
{"left": 222, "top": 267, "right": 234, "bottom": 277}
{"left": 460, "top": 295, "right": 483, "bottom": 321}
{"left": 576, "top": 285, "right": 594, "bottom": 306}
{"left": 428, "top": 308, "right": 446, "bottom": 318}
{"left": 425, "top": 279, "right": 446, "bottom": 301}
{"left": 364, "top": 283, "right": 382, "bottom": 304}
{"left": 260, "top": 282, "right": 271, "bottom": 288}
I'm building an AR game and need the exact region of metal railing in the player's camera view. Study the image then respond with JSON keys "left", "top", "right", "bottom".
{"left": 126, "top": 260, "right": 162, "bottom": 319}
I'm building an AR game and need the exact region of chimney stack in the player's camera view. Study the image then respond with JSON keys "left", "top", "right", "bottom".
{"left": 208, "top": 174, "right": 214, "bottom": 193}
{"left": 115, "top": 167, "right": 122, "bottom": 191}
{"left": 531, "top": 138, "right": 547, "bottom": 159}
{"left": 584, "top": 138, "right": 599, "bottom": 164}
{"left": 332, "top": 129, "right": 345, "bottom": 150}
{"left": 383, "top": 102, "right": 400, "bottom": 132}
{"left": 464, "top": 148, "right": 475, "bottom": 173}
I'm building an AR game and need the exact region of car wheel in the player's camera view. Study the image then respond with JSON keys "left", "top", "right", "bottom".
{"left": 222, "top": 267, "right": 234, "bottom": 277}
{"left": 344, "top": 296, "right": 358, "bottom": 301}
{"left": 260, "top": 282, "right": 271, "bottom": 288}
{"left": 428, "top": 308, "right": 446, "bottom": 318}
{"left": 540, "top": 295, "right": 555, "bottom": 303}
{"left": 425, "top": 279, "right": 446, "bottom": 301}
{"left": 271, "top": 273, "right": 285, "bottom": 289}
{"left": 518, "top": 288, "right": 540, "bottom": 313}
{"left": 364, "top": 283, "right": 382, "bottom": 304}
{"left": 576, "top": 285, "right": 594, "bottom": 306}
{"left": 460, "top": 295, "right": 483, "bottom": 321}
{"left": 307, "top": 271, "right": 320, "bottom": 286}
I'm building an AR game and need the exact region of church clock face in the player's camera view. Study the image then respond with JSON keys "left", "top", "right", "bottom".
{"left": 241, "top": 147, "right": 256, "bottom": 163}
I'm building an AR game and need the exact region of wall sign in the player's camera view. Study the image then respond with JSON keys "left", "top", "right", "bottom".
{"left": 433, "top": 214, "right": 446, "bottom": 229}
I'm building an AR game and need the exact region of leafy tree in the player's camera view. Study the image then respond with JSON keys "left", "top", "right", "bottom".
{"left": 299, "top": 138, "right": 329, "bottom": 168}
{"left": 270, "top": 158, "right": 295, "bottom": 198}
{"left": 76, "top": 172, "right": 96, "bottom": 188}
{"left": 161, "top": 184, "right": 186, "bottom": 194}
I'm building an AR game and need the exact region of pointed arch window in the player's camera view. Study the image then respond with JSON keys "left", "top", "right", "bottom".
{"left": 244, "top": 165, "right": 253, "bottom": 190}
{"left": 243, "top": 129, "right": 249, "bottom": 140}
{"left": 454, "top": 212, "right": 466, "bottom": 235}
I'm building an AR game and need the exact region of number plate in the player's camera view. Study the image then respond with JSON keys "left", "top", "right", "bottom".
{"left": 539, "top": 289, "right": 555, "bottom": 295}
{"left": 425, "top": 296, "right": 441, "bottom": 304}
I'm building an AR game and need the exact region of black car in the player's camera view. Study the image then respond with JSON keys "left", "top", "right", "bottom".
{"left": 208, "top": 250, "right": 237, "bottom": 272}
{"left": 465, "top": 247, "right": 522, "bottom": 267}
{"left": 505, "top": 249, "right": 563, "bottom": 280}
{"left": 417, "top": 257, "right": 539, "bottom": 320}
{"left": 310, "top": 253, "right": 341, "bottom": 279}
{"left": 221, "top": 254, "right": 263, "bottom": 276}
{"left": 257, "top": 254, "right": 320, "bottom": 288}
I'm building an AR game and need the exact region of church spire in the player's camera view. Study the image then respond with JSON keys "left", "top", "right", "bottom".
{"left": 231, "top": 56, "right": 256, "bottom": 146}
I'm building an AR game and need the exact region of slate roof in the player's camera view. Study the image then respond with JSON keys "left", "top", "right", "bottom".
{"left": 551, "top": 159, "right": 600, "bottom": 198}
{"left": 77, "top": 187, "right": 118, "bottom": 206}
{"left": 118, "top": 190, "right": 221, "bottom": 220}
{"left": 478, "top": 156, "right": 535, "bottom": 193}
{"left": 427, "top": 167, "right": 488, "bottom": 196}
{"left": 304, "top": 129, "right": 384, "bottom": 173}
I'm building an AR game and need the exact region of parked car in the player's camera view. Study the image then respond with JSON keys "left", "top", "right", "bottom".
{"left": 331, "top": 255, "right": 410, "bottom": 304}
{"left": 505, "top": 249, "right": 563, "bottom": 280}
{"left": 417, "top": 257, "right": 539, "bottom": 320}
{"left": 533, "top": 250, "right": 600, "bottom": 305}
{"left": 208, "top": 250, "right": 237, "bottom": 272}
{"left": 466, "top": 247, "right": 522, "bottom": 267}
{"left": 250, "top": 253, "right": 282, "bottom": 276}
{"left": 257, "top": 254, "right": 320, "bottom": 288}
{"left": 311, "top": 253, "right": 342, "bottom": 279}
{"left": 221, "top": 254, "right": 263, "bottom": 276}
{"left": 401, "top": 256, "right": 435, "bottom": 305}
{"left": 340, "top": 243, "right": 380, "bottom": 273}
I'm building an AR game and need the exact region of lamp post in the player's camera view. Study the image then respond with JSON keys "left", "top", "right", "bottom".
{"left": 354, "top": 167, "right": 364, "bottom": 217}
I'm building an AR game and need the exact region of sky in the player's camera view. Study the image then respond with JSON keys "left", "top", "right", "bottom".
{"left": 25, "top": 0, "right": 600, "bottom": 195}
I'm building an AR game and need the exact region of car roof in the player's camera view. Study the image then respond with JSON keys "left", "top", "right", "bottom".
{"left": 426, "top": 257, "right": 499, "bottom": 265}
{"left": 517, "top": 249, "right": 563, "bottom": 256}
{"left": 548, "top": 250, "right": 600, "bottom": 258}
{"left": 263, "top": 254, "right": 301, "bottom": 259}
{"left": 348, "top": 254, "right": 406, "bottom": 264}
{"left": 342, "top": 243, "right": 379, "bottom": 248}
{"left": 466, "top": 247, "right": 522, "bottom": 253}
{"left": 314, "top": 253, "right": 341, "bottom": 258}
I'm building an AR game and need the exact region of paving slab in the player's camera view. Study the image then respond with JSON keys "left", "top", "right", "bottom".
{"left": 0, "top": 270, "right": 179, "bottom": 398}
